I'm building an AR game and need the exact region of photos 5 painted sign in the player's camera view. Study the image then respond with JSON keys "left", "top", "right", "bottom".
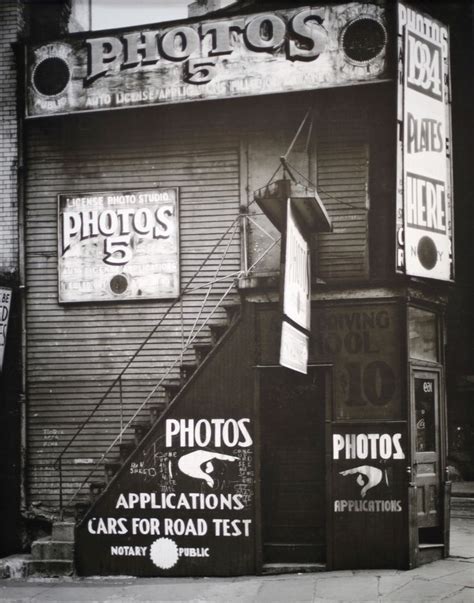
{"left": 26, "top": 3, "right": 388, "bottom": 117}
{"left": 396, "top": 3, "right": 454, "bottom": 281}
{"left": 58, "top": 189, "right": 179, "bottom": 303}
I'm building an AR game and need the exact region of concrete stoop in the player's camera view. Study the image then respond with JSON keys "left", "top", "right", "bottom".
{"left": 451, "top": 496, "right": 474, "bottom": 518}
{"left": 26, "top": 521, "right": 75, "bottom": 577}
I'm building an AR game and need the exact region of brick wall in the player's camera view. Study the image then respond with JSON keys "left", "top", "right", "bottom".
{"left": 0, "top": 1, "right": 21, "bottom": 276}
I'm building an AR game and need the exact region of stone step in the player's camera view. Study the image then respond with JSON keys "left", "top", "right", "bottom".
{"left": 52, "top": 521, "right": 75, "bottom": 542}
{"left": 31, "top": 539, "right": 74, "bottom": 561}
{"left": 451, "top": 496, "right": 474, "bottom": 518}
{"left": 26, "top": 559, "right": 73, "bottom": 577}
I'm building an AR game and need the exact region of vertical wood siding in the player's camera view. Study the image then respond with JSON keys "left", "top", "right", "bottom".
{"left": 25, "top": 107, "right": 241, "bottom": 510}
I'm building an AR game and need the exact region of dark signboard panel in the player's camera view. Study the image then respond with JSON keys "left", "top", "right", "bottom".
{"left": 76, "top": 308, "right": 256, "bottom": 576}
{"left": 330, "top": 423, "right": 408, "bottom": 569}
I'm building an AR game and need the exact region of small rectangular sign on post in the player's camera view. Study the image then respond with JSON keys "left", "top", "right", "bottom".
{"left": 283, "top": 199, "right": 311, "bottom": 332}
{"left": 0, "top": 287, "right": 12, "bottom": 373}
{"left": 280, "top": 320, "right": 309, "bottom": 375}
{"left": 58, "top": 188, "right": 180, "bottom": 303}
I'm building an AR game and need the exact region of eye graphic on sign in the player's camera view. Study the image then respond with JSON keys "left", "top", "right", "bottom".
{"left": 339, "top": 465, "right": 385, "bottom": 498}
{"left": 177, "top": 450, "right": 238, "bottom": 488}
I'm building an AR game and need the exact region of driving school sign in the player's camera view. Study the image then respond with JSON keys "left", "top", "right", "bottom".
{"left": 396, "top": 3, "right": 454, "bottom": 281}
{"left": 58, "top": 189, "right": 179, "bottom": 303}
{"left": 26, "top": 3, "right": 388, "bottom": 118}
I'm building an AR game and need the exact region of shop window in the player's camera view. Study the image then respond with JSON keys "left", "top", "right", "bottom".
{"left": 408, "top": 307, "right": 438, "bottom": 363}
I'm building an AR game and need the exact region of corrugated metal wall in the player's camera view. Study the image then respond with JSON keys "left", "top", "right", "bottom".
{"left": 25, "top": 106, "right": 241, "bottom": 510}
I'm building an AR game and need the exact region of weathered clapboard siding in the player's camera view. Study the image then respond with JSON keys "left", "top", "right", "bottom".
{"left": 25, "top": 107, "right": 241, "bottom": 510}
{"left": 317, "top": 115, "right": 369, "bottom": 281}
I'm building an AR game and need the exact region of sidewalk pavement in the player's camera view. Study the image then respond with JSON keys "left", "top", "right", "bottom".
{"left": 0, "top": 518, "right": 472, "bottom": 602}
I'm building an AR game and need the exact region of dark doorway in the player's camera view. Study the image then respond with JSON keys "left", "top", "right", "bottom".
{"left": 260, "top": 367, "right": 326, "bottom": 565}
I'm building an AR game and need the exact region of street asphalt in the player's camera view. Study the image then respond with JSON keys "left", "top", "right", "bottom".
{"left": 0, "top": 516, "right": 473, "bottom": 602}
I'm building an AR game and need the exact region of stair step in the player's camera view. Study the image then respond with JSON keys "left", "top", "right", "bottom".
{"left": 180, "top": 363, "right": 197, "bottom": 384}
{"left": 74, "top": 502, "right": 89, "bottom": 522}
{"left": 26, "top": 559, "right": 73, "bottom": 577}
{"left": 451, "top": 496, "right": 474, "bottom": 518}
{"left": 103, "top": 459, "right": 121, "bottom": 483}
{"left": 221, "top": 301, "right": 240, "bottom": 322}
{"left": 149, "top": 402, "right": 167, "bottom": 423}
{"left": 52, "top": 521, "right": 75, "bottom": 542}
{"left": 31, "top": 539, "right": 74, "bottom": 561}
{"left": 194, "top": 342, "right": 213, "bottom": 365}
{"left": 162, "top": 379, "right": 181, "bottom": 404}
{"left": 133, "top": 421, "right": 151, "bottom": 445}
{"left": 89, "top": 481, "right": 106, "bottom": 503}
{"left": 209, "top": 322, "right": 228, "bottom": 344}
{"left": 119, "top": 442, "right": 136, "bottom": 462}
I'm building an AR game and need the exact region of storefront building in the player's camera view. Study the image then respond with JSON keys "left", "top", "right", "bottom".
{"left": 13, "top": 0, "right": 467, "bottom": 575}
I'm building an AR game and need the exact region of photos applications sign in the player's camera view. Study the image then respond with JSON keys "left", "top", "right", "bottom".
{"left": 396, "top": 3, "right": 453, "bottom": 281}
{"left": 58, "top": 189, "right": 179, "bottom": 303}
{"left": 26, "top": 3, "right": 388, "bottom": 118}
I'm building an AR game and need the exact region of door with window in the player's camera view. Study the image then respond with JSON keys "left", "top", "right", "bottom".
{"left": 412, "top": 370, "right": 442, "bottom": 533}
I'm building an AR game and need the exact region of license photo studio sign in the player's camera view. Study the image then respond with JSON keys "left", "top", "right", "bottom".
{"left": 26, "top": 3, "right": 388, "bottom": 118}
{"left": 58, "top": 189, "right": 179, "bottom": 303}
{"left": 396, "top": 3, "right": 454, "bottom": 281}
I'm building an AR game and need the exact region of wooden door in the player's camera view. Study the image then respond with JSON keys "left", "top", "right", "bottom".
{"left": 260, "top": 367, "right": 326, "bottom": 564}
{"left": 413, "top": 371, "right": 441, "bottom": 530}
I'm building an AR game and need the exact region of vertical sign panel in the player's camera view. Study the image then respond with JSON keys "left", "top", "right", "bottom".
{"left": 0, "top": 288, "right": 12, "bottom": 373}
{"left": 283, "top": 200, "right": 310, "bottom": 331}
{"left": 58, "top": 188, "right": 179, "bottom": 303}
{"left": 397, "top": 3, "right": 453, "bottom": 280}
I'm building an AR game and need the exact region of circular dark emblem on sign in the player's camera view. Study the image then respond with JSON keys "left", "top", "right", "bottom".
{"left": 342, "top": 17, "right": 387, "bottom": 63}
{"left": 33, "top": 57, "right": 70, "bottom": 97}
{"left": 110, "top": 274, "right": 129, "bottom": 295}
{"left": 417, "top": 236, "right": 438, "bottom": 270}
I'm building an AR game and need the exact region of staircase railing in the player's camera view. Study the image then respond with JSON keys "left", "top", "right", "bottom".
{"left": 54, "top": 209, "right": 281, "bottom": 515}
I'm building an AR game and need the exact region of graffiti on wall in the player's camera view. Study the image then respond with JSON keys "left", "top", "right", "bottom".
{"left": 80, "top": 416, "right": 254, "bottom": 574}
{"left": 58, "top": 188, "right": 179, "bottom": 303}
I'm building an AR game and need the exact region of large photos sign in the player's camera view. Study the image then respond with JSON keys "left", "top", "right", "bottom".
{"left": 26, "top": 3, "right": 388, "bottom": 117}
{"left": 58, "top": 189, "right": 179, "bottom": 303}
{"left": 396, "top": 3, "right": 453, "bottom": 281}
